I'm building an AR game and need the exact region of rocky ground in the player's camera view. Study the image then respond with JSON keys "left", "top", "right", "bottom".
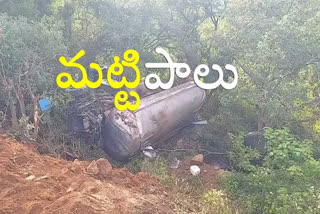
{"left": 0, "top": 133, "right": 224, "bottom": 214}
{"left": 0, "top": 134, "right": 174, "bottom": 214}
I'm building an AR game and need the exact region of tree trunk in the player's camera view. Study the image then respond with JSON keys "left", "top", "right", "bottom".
{"left": 9, "top": 99, "right": 17, "bottom": 126}
{"left": 32, "top": 96, "right": 39, "bottom": 140}
{"left": 14, "top": 86, "right": 26, "bottom": 116}
{"left": 27, "top": 83, "right": 39, "bottom": 140}
{"left": 258, "top": 111, "right": 268, "bottom": 131}
{"left": 62, "top": 2, "right": 73, "bottom": 47}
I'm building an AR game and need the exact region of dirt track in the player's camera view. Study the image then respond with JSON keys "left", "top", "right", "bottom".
{"left": 0, "top": 134, "right": 173, "bottom": 214}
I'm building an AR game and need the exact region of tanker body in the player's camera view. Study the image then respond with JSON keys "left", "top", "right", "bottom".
{"left": 101, "top": 81, "right": 206, "bottom": 161}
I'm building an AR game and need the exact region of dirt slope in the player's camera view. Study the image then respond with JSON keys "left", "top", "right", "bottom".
{"left": 0, "top": 134, "right": 173, "bottom": 214}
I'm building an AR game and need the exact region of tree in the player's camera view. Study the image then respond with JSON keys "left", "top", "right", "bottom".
{"left": 0, "top": 14, "right": 66, "bottom": 138}
{"left": 203, "top": 0, "right": 320, "bottom": 135}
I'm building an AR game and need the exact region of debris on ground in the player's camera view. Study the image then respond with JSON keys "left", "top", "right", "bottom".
{"left": 171, "top": 156, "right": 224, "bottom": 192}
{"left": 190, "top": 165, "right": 201, "bottom": 176}
{"left": 143, "top": 146, "right": 157, "bottom": 160}
{"left": 168, "top": 156, "right": 180, "bottom": 169}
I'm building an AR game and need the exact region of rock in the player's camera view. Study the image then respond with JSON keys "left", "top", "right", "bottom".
{"left": 66, "top": 187, "right": 73, "bottom": 193}
{"left": 87, "top": 160, "right": 99, "bottom": 175}
{"left": 190, "top": 154, "right": 204, "bottom": 166}
{"left": 70, "top": 159, "right": 85, "bottom": 174}
{"left": 25, "top": 175, "right": 35, "bottom": 181}
{"left": 35, "top": 175, "right": 49, "bottom": 181}
{"left": 96, "top": 158, "right": 112, "bottom": 177}
{"left": 244, "top": 131, "right": 266, "bottom": 155}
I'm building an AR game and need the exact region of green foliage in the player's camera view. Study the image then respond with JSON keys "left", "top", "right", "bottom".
{"left": 123, "top": 154, "right": 145, "bottom": 174}
{"left": 9, "top": 116, "right": 35, "bottom": 142}
{"left": 199, "top": 0, "right": 320, "bottom": 144}
{"left": 228, "top": 133, "right": 261, "bottom": 172}
{"left": 141, "top": 157, "right": 174, "bottom": 183}
{"left": 223, "top": 128, "right": 320, "bottom": 214}
{"left": 125, "top": 155, "right": 174, "bottom": 183}
{"left": 264, "top": 128, "right": 314, "bottom": 169}
{"left": 201, "top": 189, "right": 237, "bottom": 214}
{"left": 0, "top": 13, "right": 66, "bottom": 90}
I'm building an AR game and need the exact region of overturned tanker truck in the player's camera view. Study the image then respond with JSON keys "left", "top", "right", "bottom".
{"left": 67, "top": 80, "right": 206, "bottom": 161}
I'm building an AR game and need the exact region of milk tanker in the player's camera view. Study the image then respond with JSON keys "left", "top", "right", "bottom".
{"left": 101, "top": 81, "right": 206, "bottom": 161}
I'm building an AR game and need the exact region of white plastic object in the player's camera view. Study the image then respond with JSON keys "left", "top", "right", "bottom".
{"left": 190, "top": 165, "right": 201, "bottom": 176}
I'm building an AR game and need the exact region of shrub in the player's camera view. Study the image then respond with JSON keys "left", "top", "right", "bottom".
{"left": 224, "top": 128, "right": 320, "bottom": 214}
{"left": 9, "top": 116, "right": 35, "bottom": 142}
{"left": 201, "top": 189, "right": 238, "bottom": 214}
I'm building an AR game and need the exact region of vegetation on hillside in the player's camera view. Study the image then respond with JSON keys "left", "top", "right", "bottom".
{"left": 0, "top": 0, "right": 319, "bottom": 213}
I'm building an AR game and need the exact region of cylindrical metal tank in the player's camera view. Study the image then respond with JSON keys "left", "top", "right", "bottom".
{"left": 101, "top": 81, "right": 206, "bottom": 161}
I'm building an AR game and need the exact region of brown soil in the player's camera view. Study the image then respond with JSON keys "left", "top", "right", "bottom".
{"left": 172, "top": 156, "right": 223, "bottom": 192}
{"left": 0, "top": 134, "right": 174, "bottom": 214}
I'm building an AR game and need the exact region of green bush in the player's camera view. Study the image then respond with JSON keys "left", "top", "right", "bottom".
{"left": 228, "top": 133, "right": 261, "bottom": 172}
{"left": 223, "top": 128, "right": 320, "bottom": 214}
{"left": 9, "top": 116, "right": 35, "bottom": 142}
{"left": 201, "top": 189, "right": 238, "bottom": 214}
{"left": 124, "top": 155, "right": 174, "bottom": 183}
